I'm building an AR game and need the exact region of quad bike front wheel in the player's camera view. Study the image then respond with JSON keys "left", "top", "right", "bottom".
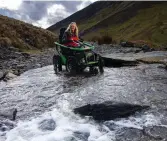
{"left": 66, "top": 57, "right": 78, "bottom": 74}
{"left": 53, "top": 55, "right": 62, "bottom": 74}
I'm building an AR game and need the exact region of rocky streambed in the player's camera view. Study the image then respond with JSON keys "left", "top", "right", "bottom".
{"left": 94, "top": 43, "right": 167, "bottom": 67}
{"left": 1, "top": 44, "right": 166, "bottom": 81}
{"left": 0, "top": 44, "right": 167, "bottom": 141}
{"left": 0, "top": 45, "right": 55, "bottom": 81}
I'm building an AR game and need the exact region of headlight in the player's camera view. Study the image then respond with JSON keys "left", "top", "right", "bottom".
{"left": 81, "top": 58, "right": 85, "bottom": 63}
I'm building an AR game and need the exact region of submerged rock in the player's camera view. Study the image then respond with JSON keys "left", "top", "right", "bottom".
{"left": 142, "top": 44, "right": 151, "bottom": 52}
{"left": 0, "top": 120, "right": 16, "bottom": 133}
{"left": 157, "top": 64, "right": 167, "bottom": 70}
{"left": 0, "top": 71, "right": 5, "bottom": 81}
{"left": 0, "top": 109, "right": 17, "bottom": 121}
{"left": 144, "top": 126, "right": 167, "bottom": 140}
{"left": 0, "top": 109, "right": 17, "bottom": 133}
{"left": 0, "top": 70, "right": 20, "bottom": 81}
{"left": 63, "top": 136, "right": 77, "bottom": 141}
{"left": 74, "top": 101, "right": 149, "bottom": 121}
{"left": 116, "top": 127, "right": 143, "bottom": 141}
{"left": 38, "top": 119, "right": 56, "bottom": 131}
{"left": 73, "top": 131, "right": 90, "bottom": 141}
{"left": 4, "top": 71, "right": 17, "bottom": 80}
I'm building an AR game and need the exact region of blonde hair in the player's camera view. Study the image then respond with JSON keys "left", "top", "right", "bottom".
{"left": 66, "top": 22, "right": 79, "bottom": 37}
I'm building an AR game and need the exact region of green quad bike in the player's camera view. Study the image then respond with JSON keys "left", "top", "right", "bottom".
{"left": 53, "top": 30, "right": 104, "bottom": 74}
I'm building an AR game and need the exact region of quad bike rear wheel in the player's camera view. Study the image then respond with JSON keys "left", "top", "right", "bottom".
{"left": 53, "top": 55, "right": 62, "bottom": 74}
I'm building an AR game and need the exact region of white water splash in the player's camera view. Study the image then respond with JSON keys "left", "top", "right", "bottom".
{"left": 1, "top": 63, "right": 166, "bottom": 141}
{"left": 6, "top": 101, "right": 115, "bottom": 141}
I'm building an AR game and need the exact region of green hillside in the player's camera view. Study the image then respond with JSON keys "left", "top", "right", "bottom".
{"left": 48, "top": 1, "right": 167, "bottom": 48}
{"left": 83, "top": 3, "right": 167, "bottom": 48}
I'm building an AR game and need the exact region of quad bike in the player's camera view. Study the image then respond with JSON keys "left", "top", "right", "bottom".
{"left": 53, "top": 28, "right": 104, "bottom": 74}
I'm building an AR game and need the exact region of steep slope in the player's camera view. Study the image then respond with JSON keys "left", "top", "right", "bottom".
{"left": 47, "top": 1, "right": 114, "bottom": 32}
{"left": 0, "top": 15, "right": 57, "bottom": 51}
{"left": 48, "top": 1, "right": 167, "bottom": 47}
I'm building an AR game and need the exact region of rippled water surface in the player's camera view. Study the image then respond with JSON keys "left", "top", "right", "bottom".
{"left": 0, "top": 62, "right": 167, "bottom": 141}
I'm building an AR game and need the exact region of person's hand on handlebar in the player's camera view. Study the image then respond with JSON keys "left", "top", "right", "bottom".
{"left": 79, "top": 38, "right": 84, "bottom": 42}
{"left": 72, "top": 39, "right": 79, "bottom": 43}
{"left": 69, "top": 39, "right": 74, "bottom": 42}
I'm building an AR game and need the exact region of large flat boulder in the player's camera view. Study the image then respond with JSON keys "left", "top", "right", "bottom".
{"left": 102, "top": 51, "right": 167, "bottom": 67}
{"left": 74, "top": 101, "right": 149, "bottom": 121}
{"left": 137, "top": 56, "right": 167, "bottom": 65}
{"left": 102, "top": 57, "right": 139, "bottom": 67}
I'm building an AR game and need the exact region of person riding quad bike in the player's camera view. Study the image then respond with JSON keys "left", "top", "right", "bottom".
{"left": 53, "top": 22, "right": 104, "bottom": 74}
{"left": 62, "top": 22, "right": 82, "bottom": 47}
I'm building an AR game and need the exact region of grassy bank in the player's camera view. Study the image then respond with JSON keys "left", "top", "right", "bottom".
{"left": 0, "top": 15, "right": 58, "bottom": 51}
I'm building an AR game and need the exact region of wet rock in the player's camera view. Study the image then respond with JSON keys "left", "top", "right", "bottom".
{"left": 0, "top": 109, "right": 17, "bottom": 133}
{"left": 0, "top": 125, "right": 8, "bottom": 132}
{"left": 1, "top": 44, "right": 55, "bottom": 79}
{"left": 102, "top": 57, "right": 139, "bottom": 67}
{"left": 63, "top": 136, "right": 77, "bottom": 141}
{"left": 142, "top": 44, "right": 151, "bottom": 52}
{"left": 74, "top": 101, "right": 149, "bottom": 121}
{"left": 35, "top": 63, "right": 42, "bottom": 68}
{"left": 12, "top": 109, "right": 17, "bottom": 121}
{"left": 135, "top": 49, "right": 141, "bottom": 53}
{"left": 144, "top": 126, "right": 167, "bottom": 140}
{"left": 115, "top": 127, "right": 159, "bottom": 141}
{"left": 157, "top": 64, "right": 167, "bottom": 70}
{"left": 9, "top": 46, "right": 20, "bottom": 52}
{"left": 120, "top": 41, "right": 134, "bottom": 47}
{"left": 38, "top": 119, "right": 56, "bottom": 131}
{"left": 0, "top": 121, "right": 15, "bottom": 132}
{"left": 74, "top": 131, "right": 90, "bottom": 141}
{"left": 21, "top": 52, "right": 30, "bottom": 58}
{"left": 164, "top": 63, "right": 167, "bottom": 70}
{"left": 0, "top": 71, "right": 8, "bottom": 81}
{"left": 4, "top": 71, "right": 17, "bottom": 80}
{"left": 0, "top": 71, "right": 5, "bottom": 81}
{"left": 104, "top": 121, "right": 119, "bottom": 131}
{"left": 0, "top": 109, "right": 17, "bottom": 121}
{"left": 120, "top": 48, "right": 142, "bottom": 54}
{"left": 0, "top": 46, "right": 21, "bottom": 60}
{"left": 116, "top": 127, "right": 143, "bottom": 141}
{"left": 15, "top": 69, "right": 22, "bottom": 76}
{"left": 110, "top": 44, "right": 114, "bottom": 47}
{"left": 164, "top": 47, "right": 167, "bottom": 51}
{"left": 14, "top": 52, "right": 22, "bottom": 56}
{"left": 17, "top": 64, "right": 25, "bottom": 69}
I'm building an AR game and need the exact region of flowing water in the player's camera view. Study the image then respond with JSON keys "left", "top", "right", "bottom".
{"left": 0, "top": 54, "right": 167, "bottom": 141}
